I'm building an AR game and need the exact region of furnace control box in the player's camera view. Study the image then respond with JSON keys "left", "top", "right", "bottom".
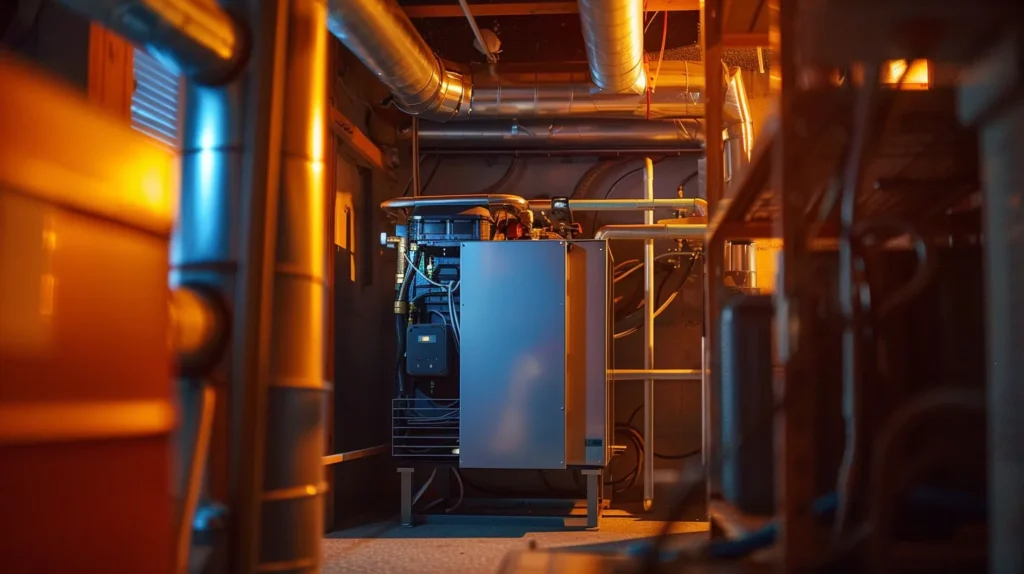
{"left": 406, "top": 323, "right": 449, "bottom": 376}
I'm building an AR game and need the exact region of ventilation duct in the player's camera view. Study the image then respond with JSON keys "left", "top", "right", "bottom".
{"left": 325, "top": 0, "right": 704, "bottom": 122}
{"left": 455, "top": 61, "right": 702, "bottom": 120}
{"left": 578, "top": 0, "right": 647, "bottom": 94}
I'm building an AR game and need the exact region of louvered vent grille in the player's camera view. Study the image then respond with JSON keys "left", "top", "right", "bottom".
{"left": 131, "top": 50, "right": 181, "bottom": 149}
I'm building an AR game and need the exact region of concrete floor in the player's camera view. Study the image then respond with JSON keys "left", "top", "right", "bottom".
{"left": 322, "top": 516, "right": 709, "bottom": 574}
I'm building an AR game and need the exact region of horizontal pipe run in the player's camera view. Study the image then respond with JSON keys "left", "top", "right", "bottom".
{"left": 606, "top": 368, "right": 704, "bottom": 378}
{"left": 381, "top": 193, "right": 529, "bottom": 213}
{"left": 608, "top": 369, "right": 702, "bottom": 381}
{"left": 322, "top": 444, "right": 389, "bottom": 466}
{"left": 413, "top": 118, "right": 705, "bottom": 150}
{"left": 594, "top": 223, "right": 707, "bottom": 241}
{"left": 58, "top": 0, "right": 244, "bottom": 83}
{"left": 423, "top": 148, "right": 703, "bottom": 156}
{"left": 529, "top": 198, "right": 708, "bottom": 215}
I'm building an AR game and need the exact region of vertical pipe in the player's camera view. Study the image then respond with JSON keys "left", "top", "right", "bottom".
{"left": 257, "top": 0, "right": 329, "bottom": 570}
{"left": 172, "top": 0, "right": 261, "bottom": 566}
{"left": 412, "top": 117, "right": 421, "bottom": 196}
{"left": 643, "top": 156, "right": 655, "bottom": 511}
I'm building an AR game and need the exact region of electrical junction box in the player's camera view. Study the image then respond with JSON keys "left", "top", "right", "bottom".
{"left": 406, "top": 323, "right": 449, "bottom": 376}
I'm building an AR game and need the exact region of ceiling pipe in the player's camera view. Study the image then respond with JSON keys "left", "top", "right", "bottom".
{"left": 57, "top": 0, "right": 246, "bottom": 84}
{"left": 325, "top": 0, "right": 704, "bottom": 122}
{"left": 410, "top": 118, "right": 705, "bottom": 150}
{"left": 454, "top": 61, "right": 703, "bottom": 120}
{"left": 578, "top": 0, "right": 647, "bottom": 94}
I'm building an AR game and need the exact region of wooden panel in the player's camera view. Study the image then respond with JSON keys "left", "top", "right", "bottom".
{"left": 87, "top": 23, "right": 134, "bottom": 120}
{"left": 404, "top": 0, "right": 699, "bottom": 18}
{"left": 330, "top": 107, "right": 385, "bottom": 171}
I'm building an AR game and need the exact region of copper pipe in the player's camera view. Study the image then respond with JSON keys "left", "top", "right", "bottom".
{"left": 58, "top": 0, "right": 244, "bottom": 83}
{"left": 381, "top": 194, "right": 529, "bottom": 214}
{"left": 608, "top": 369, "right": 702, "bottom": 381}
{"left": 594, "top": 223, "right": 707, "bottom": 241}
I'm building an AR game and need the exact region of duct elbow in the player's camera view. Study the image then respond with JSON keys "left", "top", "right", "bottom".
{"left": 394, "top": 64, "right": 472, "bottom": 123}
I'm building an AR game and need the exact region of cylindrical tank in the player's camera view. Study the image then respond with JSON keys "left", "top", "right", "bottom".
{"left": 718, "top": 294, "right": 775, "bottom": 515}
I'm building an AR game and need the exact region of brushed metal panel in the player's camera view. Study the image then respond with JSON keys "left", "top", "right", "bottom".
{"left": 459, "top": 241, "right": 568, "bottom": 469}
{"left": 566, "top": 241, "right": 610, "bottom": 467}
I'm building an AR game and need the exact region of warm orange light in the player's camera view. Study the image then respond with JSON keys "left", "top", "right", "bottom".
{"left": 883, "top": 59, "right": 929, "bottom": 90}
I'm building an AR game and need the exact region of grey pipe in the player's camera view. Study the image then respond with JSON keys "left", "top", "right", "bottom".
{"left": 58, "top": 0, "right": 245, "bottom": 83}
{"left": 642, "top": 157, "right": 656, "bottom": 512}
{"left": 414, "top": 119, "right": 705, "bottom": 150}
{"left": 381, "top": 194, "right": 529, "bottom": 214}
{"left": 578, "top": 0, "right": 646, "bottom": 94}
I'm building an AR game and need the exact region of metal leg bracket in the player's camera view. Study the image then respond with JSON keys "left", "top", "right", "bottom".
{"left": 581, "top": 469, "right": 602, "bottom": 530}
{"left": 399, "top": 467, "right": 414, "bottom": 527}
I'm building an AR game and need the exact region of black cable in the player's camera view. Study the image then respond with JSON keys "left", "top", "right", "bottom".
{"left": 614, "top": 252, "right": 699, "bottom": 338}
{"left": 678, "top": 170, "right": 699, "bottom": 193}
{"left": 402, "top": 155, "right": 443, "bottom": 197}
{"left": 479, "top": 156, "right": 521, "bottom": 195}
{"left": 624, "top": 405, "right": 703, "bottom": 461}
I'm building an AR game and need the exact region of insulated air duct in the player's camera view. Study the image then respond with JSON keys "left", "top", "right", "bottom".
{"left": 325, "top": 0, "right": 704, "bottom": 122}
{"left": 578, "top": 0, "right": 647, "bottom": 94}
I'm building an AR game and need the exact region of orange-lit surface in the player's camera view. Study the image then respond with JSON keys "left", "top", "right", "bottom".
{"left": 0, "top": 56, "right": 176, "bottom": 573}
{"left": 753, "top": 239, "right": 782, "bottom": 292}
{"left": 883, "top": 59, "right": 930, "bottom": 90}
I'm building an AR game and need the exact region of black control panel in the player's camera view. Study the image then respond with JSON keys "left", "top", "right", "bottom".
{"left": 405, "top": 323, "right": 449, "bottom": 376}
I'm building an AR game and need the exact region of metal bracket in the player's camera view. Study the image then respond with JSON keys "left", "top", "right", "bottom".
{"left": 399, "top": 467, "right": 415, "bottom": 527}
{"left": 581, "top": 469, "right": 602, "bottom": 530}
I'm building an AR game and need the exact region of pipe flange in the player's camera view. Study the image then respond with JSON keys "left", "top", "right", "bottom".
{"left": 170, "top": 284, "right": 230, "bottom": 378}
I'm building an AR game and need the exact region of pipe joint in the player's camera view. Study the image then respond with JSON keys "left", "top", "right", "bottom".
{"left": 169, "top": 285, "right": 229, "bottom": 377}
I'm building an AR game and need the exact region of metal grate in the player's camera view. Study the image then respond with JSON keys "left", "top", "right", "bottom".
{"left": 131, "top": 49, "right": 181, "bottom": 149}
{"left": 392, "top": 398, "right": 460, "bottom": 460}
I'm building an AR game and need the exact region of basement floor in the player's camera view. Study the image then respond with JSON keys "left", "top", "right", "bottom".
{"left": 322, "top": 515, "right": 710, "bottom": 574}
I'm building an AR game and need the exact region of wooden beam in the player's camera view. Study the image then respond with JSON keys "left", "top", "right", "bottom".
{"left": 329, "top": 107, "right": 384, "bottom": 171}
{"left": 404, "top": 0, "right": 700, "bottom": 18}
